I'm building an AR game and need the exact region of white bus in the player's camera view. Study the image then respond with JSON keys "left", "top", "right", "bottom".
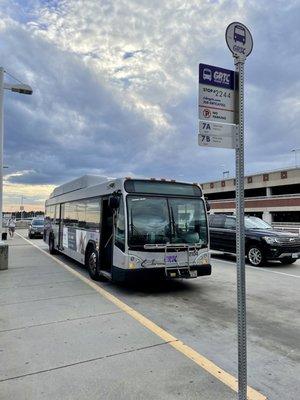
{"left": 44, "top": 175, "right": 211, "bottom": 282}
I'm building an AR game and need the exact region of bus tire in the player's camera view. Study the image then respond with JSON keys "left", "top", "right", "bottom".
{"left": 85, "top": 246, "right": 102, "bottom": 281}
{"left": 49, "top": 237, "right": 57, "bottom": 255}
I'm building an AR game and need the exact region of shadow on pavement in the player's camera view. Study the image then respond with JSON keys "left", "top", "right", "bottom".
{"left": 115, "top": 278, "right": 199, "bottom": 296}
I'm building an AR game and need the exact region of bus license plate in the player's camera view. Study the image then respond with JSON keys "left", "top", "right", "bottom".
{"left": 190, "top": 270, "right": 197, "bottom": 278}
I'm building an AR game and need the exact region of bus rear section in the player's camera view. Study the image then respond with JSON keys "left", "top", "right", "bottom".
{"left": 44, "top": 176, "right": 211, "bottom": 283}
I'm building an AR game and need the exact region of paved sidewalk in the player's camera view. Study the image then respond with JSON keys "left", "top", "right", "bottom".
{"left": 0, "top": 234, "right": 235, "bottom": 400}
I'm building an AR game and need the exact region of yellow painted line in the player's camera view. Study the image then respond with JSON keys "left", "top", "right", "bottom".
{"left": 17, "top": 233, "right": 267, "bottom": 400}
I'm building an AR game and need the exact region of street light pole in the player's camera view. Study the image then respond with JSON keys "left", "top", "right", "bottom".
{"left": 0, "top": 67, "right": 4, "bottom": 239}
{"left": 0, "top": 67, "right": 32, "bottom": 240}
{"left": 291, "top": 149, "right": 300, "bottom": 168}
{"left": 20, "top": 195, "right": 26, "bottom": 221}
{"left": 223, "top": 170, "right": 230, "bottom": 179}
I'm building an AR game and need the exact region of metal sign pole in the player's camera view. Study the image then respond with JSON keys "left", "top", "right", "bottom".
{"left": 235, "top": 57, "right": 247, "bottom": 400}
{"left": 225, "top": 21, "right": 253, "bottom": 400}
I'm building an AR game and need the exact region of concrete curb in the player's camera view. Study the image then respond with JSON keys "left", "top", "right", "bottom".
{"left": 0, "top": 241, "right": 8, "bottom": 270}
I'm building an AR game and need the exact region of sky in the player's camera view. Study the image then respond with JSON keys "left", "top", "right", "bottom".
{"left": 0, "top": 0, "right": 299, "bottom": 211}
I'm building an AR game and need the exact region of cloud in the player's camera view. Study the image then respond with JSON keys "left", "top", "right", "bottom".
{"left": 0, "top": 0, "right": 299, "bottom": 210}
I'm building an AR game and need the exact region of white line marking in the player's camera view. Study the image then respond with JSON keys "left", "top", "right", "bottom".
{"left": 211, "top": 255, "right": 300, "bottom": 278}
{"left": 247, "top": 265, "right": 300, "bottom": 278}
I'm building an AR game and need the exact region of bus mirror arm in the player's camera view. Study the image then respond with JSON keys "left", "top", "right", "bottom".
{"left": 205, "top": 197, "right": 211, "bottom": 212}
{"left": 109, "top": 192, "right": 121, "bottom": 210}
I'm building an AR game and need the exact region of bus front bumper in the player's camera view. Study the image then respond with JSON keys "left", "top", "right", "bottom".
{"left": 112, "top": 264, "right": 212, "bottom": 283}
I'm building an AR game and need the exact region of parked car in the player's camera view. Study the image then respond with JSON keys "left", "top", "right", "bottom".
{"left": 28, "top": 218, "right": 44, "bottom": 239}
{"left": 209, "top": 214, "right": 300, "bottom": 266}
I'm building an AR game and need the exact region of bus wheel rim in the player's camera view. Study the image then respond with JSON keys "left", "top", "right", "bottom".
{"left": 89, "top": 252, "right": 97, "bottom": 274}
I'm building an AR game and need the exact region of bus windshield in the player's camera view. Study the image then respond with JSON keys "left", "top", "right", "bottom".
{"left": 127, "top": 196, "right": 207, "bottom": 248}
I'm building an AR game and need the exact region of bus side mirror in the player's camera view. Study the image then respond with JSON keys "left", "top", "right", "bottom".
{"left": 205, "top": 198, "right": 211, "bottom": 212}
{"left": 109, "top": 195, "right": 120, "bottom": 210}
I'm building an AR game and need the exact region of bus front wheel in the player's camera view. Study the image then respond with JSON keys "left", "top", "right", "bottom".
{"left": 86, "top": 246, "right": 102, "bottom": 281}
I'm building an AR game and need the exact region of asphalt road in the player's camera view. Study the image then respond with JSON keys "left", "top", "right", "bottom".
{"left": 17, "top": 231, "right": 300, "bottom": 400}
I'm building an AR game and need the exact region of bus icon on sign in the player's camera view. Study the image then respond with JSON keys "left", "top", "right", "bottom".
{"left": 203, "top": 68, "right": 212, "bottom": 81}
{"left": 234, "top": 25, "right": 246, "bottom": 45}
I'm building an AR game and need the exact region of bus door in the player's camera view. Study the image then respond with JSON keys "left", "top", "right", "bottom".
{"left": 58, "top": 204, "right": 65, "bottom": 249}
{"left": 52, "top": 204, "right": 60, "bottom": 247}
{"left": 100, "top": 197, "right": 114, "bottom": 271}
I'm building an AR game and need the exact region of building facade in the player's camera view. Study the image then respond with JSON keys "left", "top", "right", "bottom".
{"left": 201, "top": 167, "right": 300, "bottom": 224}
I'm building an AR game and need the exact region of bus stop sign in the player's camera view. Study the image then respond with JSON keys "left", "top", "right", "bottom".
{"left": 226, "top": 22, "right": 253, "bottom": 60}
{"left": 226, "top": 21, "right": 253, "bottom": 400}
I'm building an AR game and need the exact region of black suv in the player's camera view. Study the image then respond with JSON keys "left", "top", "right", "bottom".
{"left": 209, "top": 214, "right": 300, "bottom": 266}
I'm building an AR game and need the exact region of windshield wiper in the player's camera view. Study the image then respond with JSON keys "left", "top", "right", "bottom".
{"left": 248, "top": 227, "right": 271, "bottom": 230}
{"left": 129, "top": 209, "right": 147, "bottom": 240}
{"left": 169, "top": 206, "right": 176, "bottom": 239}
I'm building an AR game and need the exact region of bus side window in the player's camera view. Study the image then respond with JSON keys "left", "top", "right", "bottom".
{"left": 63, "top": 202, "right": 82, "bottom": 227}
{"left": 44, "top": 206, "right": 51, "bottom": 229}
{"left": 49, "top": 206, "right": 55, "bottom": 224}
{"left": 115, "top": 197, "right": 125, "bottom": 252}
{"left": 63, "top": 203, "right": 71, "bottom": 226}
{"left": 54, "top": 205, "right": 60, "bottom": 225}
{"left": 86, "top": 198, "right": 101, "bottom": 230}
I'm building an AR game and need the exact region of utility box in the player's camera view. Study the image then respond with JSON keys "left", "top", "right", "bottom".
{"left": 0, "top": 242, "right": 8, "bottom": 270}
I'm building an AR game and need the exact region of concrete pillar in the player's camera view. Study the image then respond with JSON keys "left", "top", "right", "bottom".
{"left": 266, "top": 187, "right": 272, "bottom": 196}
{"left": 0, "top": 241, "right": 8, "bottom": 270}
{"left": 263, "top": 211, "right": 272, "bottom": 224}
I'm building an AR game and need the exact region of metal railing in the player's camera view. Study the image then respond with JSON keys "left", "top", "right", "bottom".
{"left": 209, "top": 193, "right": 300, "bottom": 203}
{"left": 143, "top": 243, "right": 202, "bottom": 277}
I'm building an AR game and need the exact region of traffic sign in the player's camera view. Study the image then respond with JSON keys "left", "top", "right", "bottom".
{"left": 225, "top": 22, "right": 253, "bottom": 59}
{"left": 198, "top": 63, "right": 236, "bottom": 124}
{"left": 198, "top": 121, "right": 235, "bottom": 149}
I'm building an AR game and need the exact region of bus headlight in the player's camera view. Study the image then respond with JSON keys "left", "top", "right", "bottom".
{"left": 196, "top": 252, "right": 209, "bottom": 265}
{"left": 129, "top": 261, "right": 136, "bottom": 269}
{"left": 128, "top": 255, "right": 143, "bottom": 269}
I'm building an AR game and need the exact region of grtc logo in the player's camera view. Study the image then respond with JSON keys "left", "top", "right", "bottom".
{"left": 165, "top": 255, "right": 177, "bottom": 263}
{"left": 233, "top": 44, "right": 246, "bottom": 54}
{"left": 213, "top": 71, "right": 230, "bottom": 85}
